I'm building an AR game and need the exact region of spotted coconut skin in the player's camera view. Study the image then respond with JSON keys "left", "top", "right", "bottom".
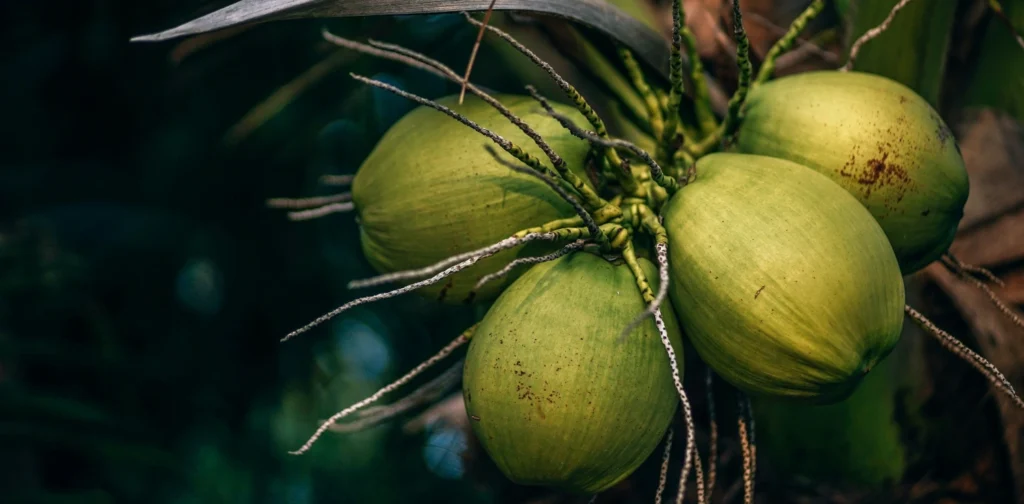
{"left": 663, "top": 153, "right": 905, "bottom": 404}
{"left": 734, "top": 71, "right": 970, "bottom": 274}
{"left": 462, "top": 251, "right": 683, "bottom": 494}
{"left": 352, "top": 94, "right": 595, "bottom": 304}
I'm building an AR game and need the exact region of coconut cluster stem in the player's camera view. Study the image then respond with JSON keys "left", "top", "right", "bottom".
{"left": 665, "top": 0, "right": 716, "bottom": 149}
{"left": 906, "top": 305, "right": 1024, "bottom": 409}
{"left": 526, "top": 86, "right": 643, "bottom": 198}
{"left": 485, "top": 145, "right": 612, "bottom": 251}
{"left": 514, "top": 216, "right": 586, "bottom": 237}
{"left": 461, "top": 13, "right": 639, "bottom": 196}
{"left": 622, "top": 242, "right": 656, "bottom": 305}
{"left": 538, "top": 99, "right": 679, "bottom": 196}
{"left": 619, "top": 46, "right": 665, "bottom": 139}
{"left": 756, "top": 0, "right": 826, "bottom": 84}
{"left": 472, "top": 240, "right": 586, "bottom": 293}
{"left": 686, "top": 0, "right": 755, "bottom": 158}
{"left": 941, "top": 255, "right": 1024, "bottom": 330}
{"left": 721, "top": 0, "right": 753, "bottom": 140}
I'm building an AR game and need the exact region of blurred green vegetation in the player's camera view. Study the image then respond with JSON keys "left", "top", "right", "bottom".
{"left": 964, "top": 0, "right": 1024, "bottom": 119}
{"left": 845, "top": 0, "right": 957, "bottom": 107}
{"left": 0, "top": 2, "right": 569, "bottom": 502}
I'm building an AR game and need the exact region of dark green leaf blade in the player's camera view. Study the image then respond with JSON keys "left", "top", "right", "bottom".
{"left": 130, "top": 0, "right": 671, "bottom": 78}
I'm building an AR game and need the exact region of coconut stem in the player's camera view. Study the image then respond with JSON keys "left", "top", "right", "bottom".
{"left": 525, "top": 85, "right": 643, "bottom": 197}
{"left": 721, "top": 0, "right": 752, "bottom": 141}
{"left": 705, "top": 369, "right": 718, "bottom": 500}
{"left": 619, "top": 237, "right": 670, "bottom": 343}
{"left": 843, "top": 0, "right": 915, "bottom": 72}
{"left": 535, "top": 97, "right": 679, "bottom": 195}
{"left": 469, "top": 240, "right": 587, "bottom": 295}
{"left": 348, "top": 231, "right": 570, "bottom": 291}
{"left": 666, "top": 0, "right": 717, "bottom": 147}
{"left": 756, "top": 0, "right": 826, "bottom": 84}
{"left": 460, "top": 13, "right": 633, "bottom": 182}
{"left": 690, "top": 0, "right": 754, "bottom": 156}
{"left": 282, "top": 252, "right": 485, "bottom": 342}
{"left": 941, "top": 255, "right": 1024, "bottom": 331}
{"left": 988, "top": 0, "right": 1024, "bottom": 52}
{"left": 514, "top": 216, "right": 586, "bottom": 237}
{"left": 326, "top": 360, "right": 463, "bottom": 433}
{"left": 905, "top": 305, "right": 1024, "bottom": 409}
{"left": 284, "top": 202, "right": 355, "bottom": 221}
{"left": 618, "top": 46, "right": 665, "bottom": 141}
{"left": 282, "top": 231, "right": 572, "bottom": 341}
{"left": 266, "top": 192, "right": 352, "bottom": 210}
{"left": 674, "top": 147, "right": 696, "bottom": 183}
{"left": 655, "top": 427, "right": 674, "bottom": 504}
{"left": 687, "top": 0, "right": 756, "bottom": 157}
{"left": 737, "top": 393, "right": 756, "bottom": 504}
{"left": 288, "top": 327, "right": 474, "bottom": 455}
{"left": 652, "top": 308, "right": 701, "bottom": 504}
{"left": 484, "top": 146, "right": 610, "bottom": 250}
{"left": 943, "top": 253, "right": 1006, "bottom": 287}
{"left": 622, "top": 241, "right": 656, "bottom": 306}
{"left": 319, "top": 174, "right": 354, "bottom": 186}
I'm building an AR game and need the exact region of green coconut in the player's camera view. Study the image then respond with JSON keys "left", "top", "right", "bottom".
{"left": 663, "top": 153, "right": 905, "bottom": 404}
{"left": 734, "top": 70, "right": 970, "bottom": 273}
{"left": 352, "top": 93, "right": 594, "bottom": 303}
{"left": 462, "top": 251, "right": 683, "bottom": 494}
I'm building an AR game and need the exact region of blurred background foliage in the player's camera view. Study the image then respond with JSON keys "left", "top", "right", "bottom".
{"left": 1, "top": 2, "right": 502, "bottom": 503}
{"left": 2, "top": 0, "right": 1024, "bottom": 503}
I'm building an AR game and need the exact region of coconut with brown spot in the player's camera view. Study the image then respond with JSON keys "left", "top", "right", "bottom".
{"left": 733, "top": 71, "right": 969, "bottom": 273}
{"left": 462, "top": 250, "right": 683, "bottom": 494}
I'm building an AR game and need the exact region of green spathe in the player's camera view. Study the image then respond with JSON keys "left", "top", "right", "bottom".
{"left": 353, "top": 94, "right": 593, "bottom": 303}
{"left": 734, "top": 70, "right": 969, "bottom": 273}
{"left": 462, "top": 251, "right": 682, "bottom": 494}
{"left": 663, "top": 153, "right": 905, "bottom": 404}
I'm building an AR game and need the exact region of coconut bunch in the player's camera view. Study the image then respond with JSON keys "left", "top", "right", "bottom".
{"left": 266, "top": 0, "right": 1024, "bottom": 501}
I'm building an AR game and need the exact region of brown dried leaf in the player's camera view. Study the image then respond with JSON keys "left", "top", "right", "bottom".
{"left": 1000, "top": 268, "right": 1024, "bottom": 305}
{"left": 955, "top": 108, "right": 1024, "bottom": 232}
{"left": 950, "top": 207, "right": 1024, "bottom": 267}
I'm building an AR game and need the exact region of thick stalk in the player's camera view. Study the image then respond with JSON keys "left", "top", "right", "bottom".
{"left": 721, "top": 0, "right": 753, "bottom": 140}
{"left": 463, "top": 14, "right": 640, "bottom": 196}
{"left": 619, "top": 46, "right": 665, "bottom": 140}
{"left": 687, "top": 0, "right": 754, "bottom": 156}
{"left": 755, "top": 0, "right": 826, "bottom": 85}
{"left": 664, "top": 0, "right": 717, "bottom": 152}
